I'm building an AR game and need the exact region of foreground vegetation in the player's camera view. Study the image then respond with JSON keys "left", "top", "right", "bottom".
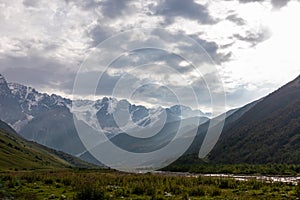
{"left": 1, "top": 169, "right": 300, "bottom": 200}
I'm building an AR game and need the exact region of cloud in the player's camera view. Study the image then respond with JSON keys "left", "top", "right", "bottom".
{"left": 66, "top": 0, "right": 135, "bottom": 19}
{"left": 271, "top": 0, "right": 290, "bottom": 8}
{"left": 1, "top": 0, "right": 300, "bottom": 111}
{"left": 189, "top": 35, "right": 232, "bottom": 63}
{"left": 86, "top": 24, "right": 114, "bottom": 46}
{"left": 237, "top": 0, "right": 294, "bottom": 9}
{"left": 226, "top": 14, "right": 246, "bottom": 25}
{"left": 156, "top": 0, "right": 216, "bottom": 25}
{"left": 0, "top": 54, "right": 77, "bottom": 94}
{"left": 238, "top": 0, "right": 264, "bottom": 3}
{"left": 98, "top": 0, "right": 135, "bottom": 19}
{"left": 22, "top": 0, "right": 40, "bottom": 8}
{"left": 233, "top": 29, "right": 271, "bottom": 47}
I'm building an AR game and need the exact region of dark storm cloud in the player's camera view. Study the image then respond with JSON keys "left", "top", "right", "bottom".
{"left": 156, "top": 0, "right": 216, "bottom": 25}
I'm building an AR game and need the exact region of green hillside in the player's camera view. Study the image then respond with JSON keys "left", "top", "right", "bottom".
{"left": 0, "top": 121, "right": 96, "bottom": 171}
{"left": 209, "top": 75, "right": 300, "bottom": 164}
{"left": 165, "top": 75, "right": 300, "bottom": 174}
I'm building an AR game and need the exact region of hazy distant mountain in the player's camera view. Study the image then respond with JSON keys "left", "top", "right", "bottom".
{"left": 209, "top": 75, "right": 300, "bottom": 164}
{"left": 169, "top": 105, "right": 211, "bottom": 119}
{"left": 72, "top": 98, "right": 209, "bottom": 138}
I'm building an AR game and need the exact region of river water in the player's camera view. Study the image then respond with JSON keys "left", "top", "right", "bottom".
{"left": 153, "top": 171, "right": 300, "bottom": 185}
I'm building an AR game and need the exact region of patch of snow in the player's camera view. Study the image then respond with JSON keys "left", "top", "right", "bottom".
{"left": 25, "top": 86, "right": 31, "bottom": 99}
{"left": 107, "top": 98, "right": 117, "bottom": 114}
{"left": 34, "top": 92, "right": 45, "bottom": 102}
{"left": 8, "top": 83, "right": 22, "bottom": 96}
{"left": 71, "top": 100, "right": 101, "bottom": 130}
{"left": 11, "top": 114, "right": 34, "bottom": 132}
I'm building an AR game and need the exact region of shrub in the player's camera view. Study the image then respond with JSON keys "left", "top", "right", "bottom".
{"left": 74, "top": 184, "right": 109, "bottom": 200}
{"left": 21, "top": 175, "right": 35, "bottom": 183}
{"left": 44, "top": 178, "right": 54, "bottom": 185}
{"left": 62, "top": 178, "right": 72, "bottom": 186}
{"left": 132, "top": 184, "right": 146, "bottom": 195}
{"left": 188, "top": 186, "right": 205, "bottom": 196}
{"left": 296, "top": 182, "right": 300, "bottom": 196}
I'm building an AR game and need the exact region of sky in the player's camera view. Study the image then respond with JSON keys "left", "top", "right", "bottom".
{"left": 0, "top": 0, "right": 300, "bottom": 112}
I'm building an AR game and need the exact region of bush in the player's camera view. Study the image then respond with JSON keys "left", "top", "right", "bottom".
{"left": 21, "top": 175, "right": 35, "bottom": 183}
{"left": 74, "top": 184, "right": 109, "bottom": 200}
{"left": 208, "top": 187, "right": 221, "bottom": 197}
{"left": 44, "top": 178, "right": 54, "bottom": 185}
{"left": 132, "top": 184, "right": 146, "bottom": 195}
{"left": 62, "top": 178, "right": 72, "bottom": 186}
{"left": 296, "top": 182, "right": 300, "bottom": 196}
{"left": 188, "top": 186, "right": 205, "bottom": 196}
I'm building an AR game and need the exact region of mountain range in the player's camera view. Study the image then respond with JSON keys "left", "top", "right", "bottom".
{"left": 1, "top": 73, "right": 299, "bottom": 167}
{"left": 0, "top": 74, "right": 209, "bottom": 164}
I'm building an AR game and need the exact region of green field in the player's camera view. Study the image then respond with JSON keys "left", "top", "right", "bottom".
{"left": 1, "top": 170, "right": 300, "bottom": 200}
{"left": 0, "top": 124, "right": 96, "bottom": 171}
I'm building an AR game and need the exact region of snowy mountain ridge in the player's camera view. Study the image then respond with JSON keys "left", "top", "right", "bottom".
{"left": 0, "top": 74, "right": 210, "bottom": 134}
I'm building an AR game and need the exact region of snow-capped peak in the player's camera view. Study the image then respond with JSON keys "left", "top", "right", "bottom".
{"left": 107, "top": 98, "right": 118, "bottom": 114}
{"left": 169, "top": 104, "right": 208, "bottom": 119}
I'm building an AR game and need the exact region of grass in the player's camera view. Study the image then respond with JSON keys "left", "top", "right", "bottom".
{"left": 0, "top": 128, "right": 95, "bottom": 172}
{"left": 1, "top": 170, "right": 300, "bottom": 199}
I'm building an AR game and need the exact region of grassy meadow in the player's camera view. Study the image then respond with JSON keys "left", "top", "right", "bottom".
{"left": 1, "top": 169, "right": 300, "bottom": 200}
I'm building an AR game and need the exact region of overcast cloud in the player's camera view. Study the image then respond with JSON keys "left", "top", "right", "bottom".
{"left": 0, "top": 0, "right": 300, "bottom": 111}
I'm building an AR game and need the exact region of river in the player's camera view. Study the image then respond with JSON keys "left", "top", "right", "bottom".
{"left": 153, "top": 171, "right": 300, "bottom": 185}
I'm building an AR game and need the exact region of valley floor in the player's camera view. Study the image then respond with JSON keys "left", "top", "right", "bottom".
{"left": 1, "top": 169, "right": 300, "bottom": 200}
